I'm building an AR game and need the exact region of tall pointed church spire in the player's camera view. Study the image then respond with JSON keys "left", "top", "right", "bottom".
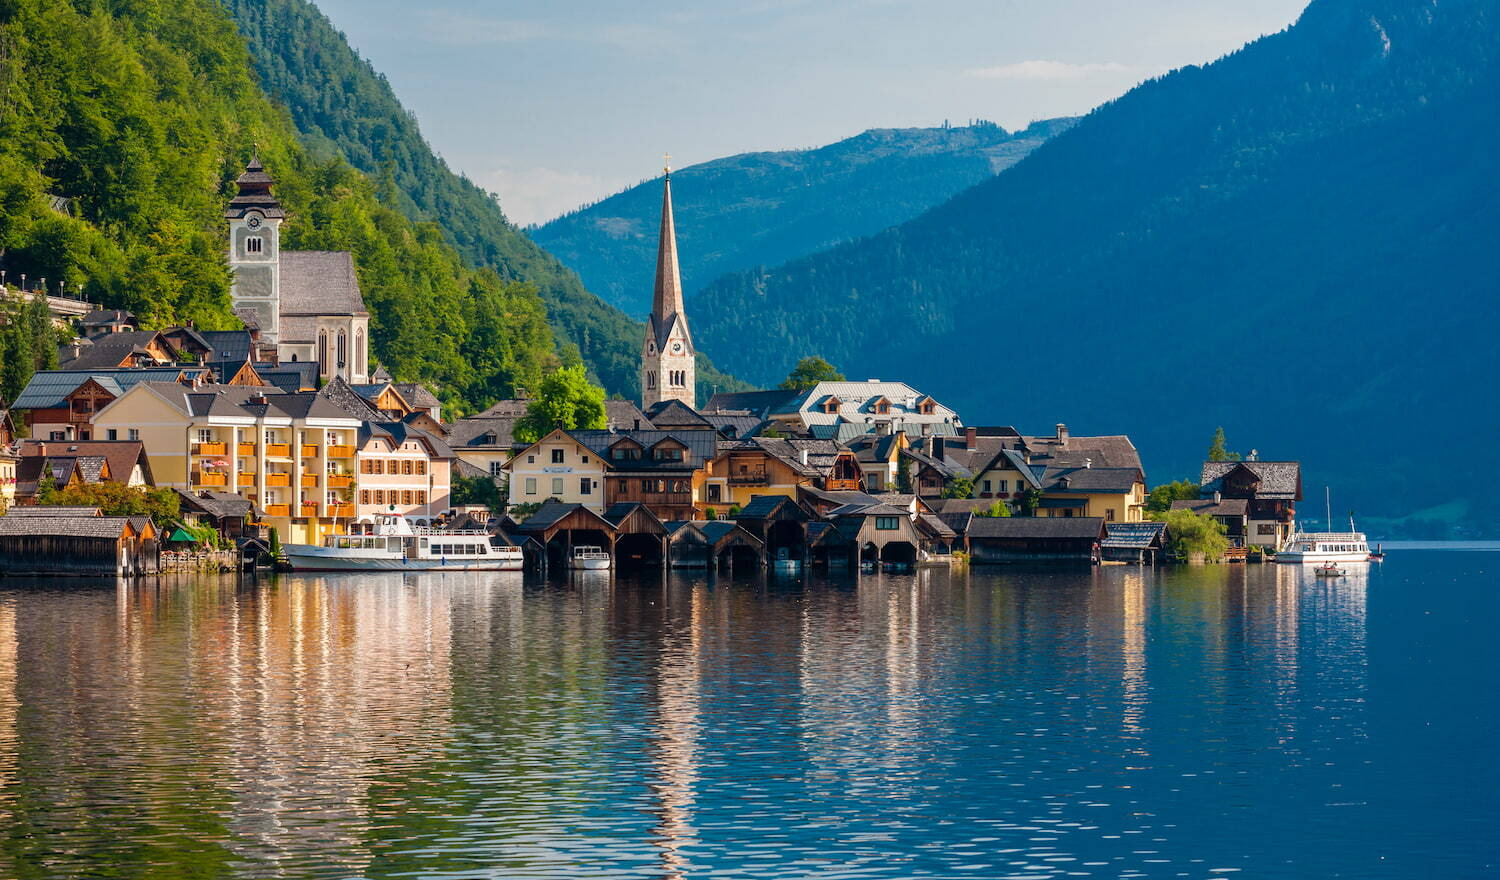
{"left": 651, "top": 161, "right": 687, "bottom": 337}
{"left": 641, "top": 158, "right": 696, "bottom": 409}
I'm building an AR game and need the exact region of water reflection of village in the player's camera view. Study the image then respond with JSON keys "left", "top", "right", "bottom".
{"left": 0, "top": 563, "right": 1371, "bottom": 876}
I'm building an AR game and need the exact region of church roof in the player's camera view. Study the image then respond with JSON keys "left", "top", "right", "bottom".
{"left": 279, "top": 251, "right": 368, "bottom": 318}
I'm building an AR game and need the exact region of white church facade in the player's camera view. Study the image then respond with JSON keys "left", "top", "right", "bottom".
{"left": 640, "top": 163, "right": 696, "bottom": 410}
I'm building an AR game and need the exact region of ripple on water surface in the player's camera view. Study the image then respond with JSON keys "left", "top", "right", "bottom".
{"left": 0, "top": 555, "right": 1491, "bottom": 878}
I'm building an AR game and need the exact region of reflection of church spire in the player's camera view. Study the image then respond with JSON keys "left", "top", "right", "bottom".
{"left": 649, "top": 581, "right": 702, "bottom": 879}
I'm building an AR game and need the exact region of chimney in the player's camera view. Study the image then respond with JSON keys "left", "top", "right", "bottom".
{"left": 965, "top": 427, "right": 977, "bottom": 450}
{"left": 1056, "top": 423, "right": 1069, "bottom": 447}
{"left": 932, "top": 435, "right": 944, "bottom": 461}
{"left": 800, "top": 448, "right": 809, "bottom": 466}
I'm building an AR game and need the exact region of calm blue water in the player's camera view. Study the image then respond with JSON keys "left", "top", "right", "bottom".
{"left": 0, "top": 552, "right": 1493, "bottom": 878}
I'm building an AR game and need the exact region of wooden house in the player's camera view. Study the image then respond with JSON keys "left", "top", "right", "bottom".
{"left": 966, "top": 516, "right": 1105, "bottom": 564}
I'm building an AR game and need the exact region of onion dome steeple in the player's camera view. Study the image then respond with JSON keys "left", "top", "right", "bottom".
{"left": 225, "top": 150, "right": 286, "bottom": 220}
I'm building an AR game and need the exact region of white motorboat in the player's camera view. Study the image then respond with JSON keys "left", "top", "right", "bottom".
{"left": 285, "top": 514, "right": 523, "bottom": 571}
{"left": 1314, "top": 563, "right": 1346, "bottom": 578}
{"left": 570, "top": 546, "right": 612, "bottom": 570}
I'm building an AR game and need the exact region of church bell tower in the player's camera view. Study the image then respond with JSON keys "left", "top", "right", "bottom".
{"left": 225, "top": 153, "right": 285, "bottom": 344}
{"left": 641, "top": 158, "right": 696, "bottom": 409}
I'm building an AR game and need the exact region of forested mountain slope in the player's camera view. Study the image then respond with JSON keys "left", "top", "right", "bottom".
{"left": 0, "top": 0, "right": 556, "bottom": 414}
{"left": 533, "top": 120, "right": 1074, "bottom": 315}
{"left": 222, "top": 0, "right": 746, "bottom": 400}
{"left": 690, "top": 0, "right": 1499, "bottom": 523}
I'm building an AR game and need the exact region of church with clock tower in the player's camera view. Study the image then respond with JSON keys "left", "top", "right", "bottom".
{"left": 225, "top": 155, "right": 371, "bottom": 384}
{"left": 641, "top": 162, "right": 696, "bottom": 410}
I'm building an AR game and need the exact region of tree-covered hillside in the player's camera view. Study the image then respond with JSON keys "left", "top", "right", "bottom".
{"left": 221, "top": 0, "right": 747, "bottom": 402}
{"left": 691, "top": 0, "right": 1500, "bottom": 523}
{"left": 0, "top": 0, "right": 556, "bottom": 414}
{"left": 533, "top": 120, "right": 1074, "bottom": 316}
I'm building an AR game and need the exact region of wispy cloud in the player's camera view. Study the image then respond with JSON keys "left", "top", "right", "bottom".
{"left": 483, "top": 164, "right": 623, "bottom": 227}
{"left": 418, "top": 11, "right": 549, "bottom": 46}
{"left": 966, "top": 60, "right": 1134, "bottom": 81}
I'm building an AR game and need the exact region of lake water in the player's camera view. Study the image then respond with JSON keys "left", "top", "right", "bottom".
{"left": 0, "top": 553, "right": 1493, "bottom": 879}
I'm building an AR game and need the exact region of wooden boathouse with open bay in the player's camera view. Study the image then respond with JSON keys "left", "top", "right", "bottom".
{"left": 0, "top": 507, "right": 159, "bottom": 576}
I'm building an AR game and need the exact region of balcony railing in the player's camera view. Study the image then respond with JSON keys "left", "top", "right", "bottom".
{"left": 193, "top": 471, "right": 228, "bottom": 487}
{"left": 300, "top": 474, "right": 319, "bottom": 488}
{"left": 326, "top": 474, "right": 353, "bottom": 489}
{"left": 326, "top": 444, "right": 356, "bottom": 458}
{"left": 264, "top": 473, "right": 291, "bottom": 487}
{"left": 237, "top": 473, "right": 255, "bottom": 487}
{"left": 300, "top": 444, "right": 319, "bottom": 458}
{"left": 237, "top": 442, "right": 256, "bottom": 456}
{"left": 264, "top": 504, "right": 291, "bottom": 517}
{"left": 728, "top": 471, "right": 769, "bottom": 486}
{"left": 328, "top": 503, "right": 355, "bottom": 517}
{"left": 194, "top": 441, "right": 227, "bottom": 456}
{"left": 264, "top": 443, "right": 291, "bottom": 458}
{"left": 824, "top": 478, "right": 861, "bottom": 491}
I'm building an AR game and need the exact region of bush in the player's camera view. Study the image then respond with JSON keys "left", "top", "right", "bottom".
{"left": 1155, "top": 508, "right": 1229, "bottom": 561}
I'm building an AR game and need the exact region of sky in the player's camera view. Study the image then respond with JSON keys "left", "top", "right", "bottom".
{"left": 312, "top": 0, "right": 1310, "bottom": 226}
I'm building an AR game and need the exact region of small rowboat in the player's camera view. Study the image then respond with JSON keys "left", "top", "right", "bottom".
{"left": 1314, "top": 563, "right": 1345, "bottom": 578}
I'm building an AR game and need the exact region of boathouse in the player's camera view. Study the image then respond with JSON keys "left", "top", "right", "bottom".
{"left": 734, "top": 495, "right": 812, "bottom": 566}
{"left": 966, "top": 516, "right": 1104, "bottom": 564}
{"left": 1100, "top": 521, "right": 1169, "bottom": 564}
{"left": 511, "top": 500, "right": 620, "bottom": 569}
{"left": 604, "top": 502, "right": 669, "bottom": 568}
{"left": 0, "top": 507, "right": 159, "bottom": 576}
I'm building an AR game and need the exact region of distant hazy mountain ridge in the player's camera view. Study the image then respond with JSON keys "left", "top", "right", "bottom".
{"left": 688, "top": 0, "right": 1500, "bottom": 523}
{"left": 532, "top": 120, "right": 1075, "bottom": 316}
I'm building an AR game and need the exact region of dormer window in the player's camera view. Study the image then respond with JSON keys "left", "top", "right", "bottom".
{"left": 653, "top": 446, "right": 684, "bottom": 462}
{"left": 821, "top": 396, "right": 842, "bottom": 415}
{"left": 871, "top": 397, "right": 892, "bottom": 415}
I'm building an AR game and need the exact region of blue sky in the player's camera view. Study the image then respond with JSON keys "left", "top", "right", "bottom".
{"left": 312, "top": 0, "right": 1309, "bottom": 225}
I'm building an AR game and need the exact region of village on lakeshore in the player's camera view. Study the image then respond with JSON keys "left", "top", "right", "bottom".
{"left": 0, "top": 158, "right": 1342, "bottom": 577}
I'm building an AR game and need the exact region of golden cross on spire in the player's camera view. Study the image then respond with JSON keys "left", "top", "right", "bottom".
{"left": 663, "top": 152, "right": 672, "bottom": 175}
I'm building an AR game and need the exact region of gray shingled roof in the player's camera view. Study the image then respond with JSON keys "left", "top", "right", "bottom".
{"left": 12, "top": 368, "right": 193, "bottom": 410}
{"left": 0, "top": 515, "right": 136, "bottom": 538}
{"left": 571, "top": 429, "right": 718, "bottom": 470}
{"left": 967, "top": 517, "right": 1105, "bottom": 540}
{"left": 449, "top": 417, "right": 518, "bottom": 448}
{"left": 1042, "top": 466, "right": 1142, "bottom": 494}
{"left": 1199, "top": 461, "right": 1302, "bottom": 500}
{"left": 1102, "top": 522, "right": 1168, "bottom": 549}
{"left": 702, "top": 389, "right": 798, "bottom": 417}
{"left": 1170, "top": 498, "right": 1250, "bottom": 517}
{"left": 279, "top": 252, "right": 367, "bottom": 317}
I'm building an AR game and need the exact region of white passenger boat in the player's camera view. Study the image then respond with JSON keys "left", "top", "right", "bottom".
{"left": 1276, "top": 489, "right": 1372, "bottom": 565}
{"left": 571, "top": 546, "right": 612, "bottom": 570}
{"left": 285, "top": 514, "right": 523, "bottom": 571}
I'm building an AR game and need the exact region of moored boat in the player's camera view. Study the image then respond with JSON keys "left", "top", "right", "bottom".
{"left": 570, "top": 546, "right": 612, "bottom": 570}
{"left": 284, "top": 514, "right": 523, "bottom": 571}
{"left": 1277, "top": 487, "right": 1372, "bottom": 565}
{"left": 1314, "top": 563, "right": 1346, "bottom": 577}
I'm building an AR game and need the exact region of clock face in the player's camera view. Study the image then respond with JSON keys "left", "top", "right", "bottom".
{"left": 672, "top": 342, "right": 683, "bottom": 353}
{"left": 247, "top": 215, "right": 262, "bottom": 230}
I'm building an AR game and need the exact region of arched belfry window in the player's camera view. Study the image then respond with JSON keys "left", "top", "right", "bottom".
{"left": 337, "top": 330, "right": 347, "bottom": 370}
{"left": 317, "top": 330, "right": 328, "bottom": 373}
{"left": 355, "top": 328, "right": 366, "bottom": 377}
{"left": 647, "top": 371, "right": 657, "bottom": 390}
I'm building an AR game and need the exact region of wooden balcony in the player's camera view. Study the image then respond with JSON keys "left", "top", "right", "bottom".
{"left": 300, "top": 444, "right": 319, "bottom": 458}
{"left": 237, "top": 473, "right": 255, "bottom": 487}
{"left": 728, "top": 471, "right": 769, "bottom": 486}
{"left": 824, "top": 479, "right": 862, "bottom": 491}
{"left": 237, "top": 442, "right": 256, "bottom": 456}
{"left": 194, "top": 441, "right": 227, "bottom": 456}
{"left": 193, "top": 471, "right": 228, "bottom": 488}
{"left": 300, "top": 474, "right": 319, "bottom": 488}
{"left": 264, "top": 504, "right": 291, "bottom": 517}
{"left": 326, "top": 474, "right": 353, "bottom": 489}
{"left": 328, "top": 503, "right": 355, "bottom": 517}
{"left": 326, "top": 444, "right": 356, "bottom": 458}
{"left": 264, "top": 473, "right": 291, "bottom": 488}
{"left": 264, "top": 443, "right": 291, "bottom": 458}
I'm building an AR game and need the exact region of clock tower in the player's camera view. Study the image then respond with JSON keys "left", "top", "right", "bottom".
{"left": 225, "top": 153, "right": 285, "bottom": 344}
{"left": 641, "top": 160, "right": 696, "bottom": 409}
